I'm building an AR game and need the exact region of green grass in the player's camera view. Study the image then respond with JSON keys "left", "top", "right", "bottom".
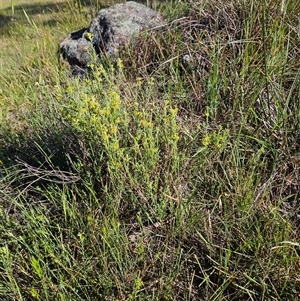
{"left": 0, "top": 0, "right": 300, "bottom": 300}
{"left": 0, "top": 0, "right": 65, "bottom": 9}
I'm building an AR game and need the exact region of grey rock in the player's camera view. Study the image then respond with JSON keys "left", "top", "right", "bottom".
{"left": 60, "top": 28, "right": 93, "bottom": 67}
{"left": 60, "top": 1, "right": 166, "bottom": 75}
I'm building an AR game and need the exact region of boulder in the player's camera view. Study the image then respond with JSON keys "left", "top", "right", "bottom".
{"left": 60, "top": 1, "right": 166, "bottom": 76}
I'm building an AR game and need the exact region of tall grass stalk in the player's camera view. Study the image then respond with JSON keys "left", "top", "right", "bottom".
{"left": 11, "top": 0, "right": 14, "bottom": 16}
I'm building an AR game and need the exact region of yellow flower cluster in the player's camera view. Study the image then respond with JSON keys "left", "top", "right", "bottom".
{"left": 62, "top": 88, "right": 124, "bottom": 147}
{"left": 166, "top": 103, "right": 179, "bottom": 144}
{"left": 133, "top": 110, "right": 144, "bottom": 118}
{"left": 93, "top": 64, "right": 107, "bottom": 80}
{"left": 108, "top": 90, "right": 121, "bottom": 110}
{"left": 116, "top": 58, "right": 124, "bottom": 70}
{"left": 202, "top": 135, "right": 211, "bottom": 147}
{"left": 172, "top": 133, "right": 180, "bottom": 142}
{"left": 170, "top": 107, "right": 178, "bottom": 116}
{"left": 140, "top": 119, "right": 154, "bottom": 128}
{"left": 202, "top": 126, "right": 229, "bottom": 149}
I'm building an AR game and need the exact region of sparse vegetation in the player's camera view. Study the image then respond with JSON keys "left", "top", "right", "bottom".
{"left": 0, "top": 0, "right": 300, "bottom": 300}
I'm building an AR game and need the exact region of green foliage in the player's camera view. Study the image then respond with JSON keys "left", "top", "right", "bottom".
{"left": 0, "top": 0, "right": 300, "bottom": 300}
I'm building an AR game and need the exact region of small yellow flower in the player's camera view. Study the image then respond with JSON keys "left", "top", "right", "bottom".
{"left": 134, "top": 111, "right": 144, "bottom": 118}
{"left": 136, "top": 77, "right": 143, "bottom": 87}
{"left": 111, "top": 141, "right": 119, "bottom": 151}
{"left": 88, "top": 98, "right": 100, "bottom": 112}
{"left": 111, "top": 99, "right": 120, "bottom": 110}
{"left": 172, "top": 133, "right": 179, "bottom": 142}
{"left": 108, "top": 91, "right": 121, "bottom": 110}
{"left": 116, "top": 58, "right": 124, "bottom": 70}
{"left": 202, "top": 135, "right": 211, "bottom": 147}
{"left": 85, "top": 32, "right": 94, "bottom": 41}
{"left": 77, "top": 233, "right": 85, "bottom": 245}
{"left": 109, "top": 64, "right": 115, "bottom": 73}
{"left": 140, "top": 119, "right": 153, "bottom": 128}
{"left": 73, "top": 119, "right": 80, "bottom": 127}
{"left": 66, "top": 86, "right": 74, "bottom": 94}
{"left": 134, "top": 277, "right": 144, "bottom": 290}
{"left": 78, "top": 106, "right": 88, "bottom": 116}
{"left": 97, "top": 64, "right": 106, "bottom": 75}
{"left": 170, "top": 107, "right": 178, "bottom": 116}
{"left": 102, "top": 132, "right": 110, "bottom": 142}
{"left": 94, "top": 70, "right": 102, "bottom": 81}
{"left": 99, "top": 109, "right": 110, "bottom": 115}
{"left": 90, "top": 115, "right": 99, "bottom": 125}
{"left": 110, "top": 125, "right": 117, "bottom": 134}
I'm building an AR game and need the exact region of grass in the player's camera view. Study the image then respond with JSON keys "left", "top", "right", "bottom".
{"left": 0, "top": 0, "right": 300, "bottom": 300}
{"left": 0, "top": 0, "right": 65, "bottom": 9}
